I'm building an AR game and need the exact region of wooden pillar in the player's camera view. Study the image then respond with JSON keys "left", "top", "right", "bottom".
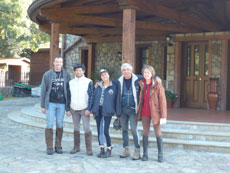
{"left": 208, "top": 40, "right": 212, "bottom": 78}
{"left": 174, "top": 42, "right": 182, "bottom": 108}
{"left": 49, "top": 23, "right": 60, "bottom": 69}
{"left": 220, "top": 40, "right": 228, "bottom": 110}
{"left": 87, "top": 43, "right": 95, "bottom": 79}
{"left": 122, "top": 8, "right": 136, "bottom": 69}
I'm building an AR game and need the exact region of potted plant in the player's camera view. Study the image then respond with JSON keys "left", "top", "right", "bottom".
{"left": 165, "top": 90, "right": 178, "bottom": 108}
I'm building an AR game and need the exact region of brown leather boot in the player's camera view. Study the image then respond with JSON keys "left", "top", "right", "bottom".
{"left": 55, "top": 128, "right": 63, "bottom": 154}
{"left": 45, "top": 128, "right": 53, "bottom": 155}
{"left": 85, "top": 131, "right": 93, "bottom": 155}
{"left": 70, "top": 131, "right": 80, "bottom": 154}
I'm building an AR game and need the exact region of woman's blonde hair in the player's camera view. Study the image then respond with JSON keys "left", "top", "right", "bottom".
{"left": 142, "top": 65, "right": 155, "bottom": 76}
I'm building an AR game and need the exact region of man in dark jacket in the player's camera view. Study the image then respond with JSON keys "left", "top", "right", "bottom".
{"left": 40, "top": 55, "right": 71, "bottom": 155}
{"left": 115, "top": 63, "right": 143, "bottom": 160}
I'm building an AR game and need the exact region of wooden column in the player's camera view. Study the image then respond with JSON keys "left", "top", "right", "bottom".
{"left": 87, "top": 43, "right": 95, "bottom": 79}
{"left": 174, "top": 42, "right": 182, "bottom": 108}
{"left": 220, "top": 40, "right": 228, "bottom": 110}
{"left": 49, "top": 23, "right": 60, "bottom": 69}
{"left": 208, "top": 40, "right": 212, "bottom": 78}
{"left": 122, "top": 8, "right": 136, "bottom": 69}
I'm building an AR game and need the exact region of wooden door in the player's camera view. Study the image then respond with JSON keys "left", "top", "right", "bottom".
{"left": 9, "top": 65, "right": 21, "bottom": 82}
{"left": 183, "top": 42, "right": 209, "bottom": 108}
{"left": 81, "top": 49, "right": 88, "bottom": 77}
{"left": 136, "top": 47, "right": 150, "bottom": 74}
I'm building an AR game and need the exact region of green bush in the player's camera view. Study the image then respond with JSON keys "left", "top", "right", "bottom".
{"left": 165, "top": 90, "right": 177, "bottom": 102}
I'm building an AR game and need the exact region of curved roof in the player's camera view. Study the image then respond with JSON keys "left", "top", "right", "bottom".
{"left": 28, "top": 0, "right": 230, "bottom": 42}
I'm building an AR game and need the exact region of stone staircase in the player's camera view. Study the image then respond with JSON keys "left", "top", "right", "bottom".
{"left": 8, "top": 103, "right": 230, "bottom": 152}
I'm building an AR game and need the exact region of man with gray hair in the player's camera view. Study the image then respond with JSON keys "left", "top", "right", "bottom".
{"left": 115, "top": 63, "right": 143, "bottom": 160}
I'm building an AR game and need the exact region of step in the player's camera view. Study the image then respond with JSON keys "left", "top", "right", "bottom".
{"left": 21, "top": 107, "right": 230, "bottom": 142}
{"left": 34, "top": 104, "right": 230, "bottom": 132}
{"left": 165, "top": 120, "right": 230, "bottom": 132}
{"left": 8, "top": 111, "right": 230, "bottom": 152}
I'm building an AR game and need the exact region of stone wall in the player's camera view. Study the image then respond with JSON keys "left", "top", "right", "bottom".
{"left": 63, "top": 32, "right": 228, "bottom": 110}
{"left": 136, "top": 41, "right": 165, "bottom": 77}
{"left": 94, "top": 42, "right": 122, "bottom": 80}
{"left": 64, "top": 36, "right": 166, "bottom": 82}
{"left": 209, "top": 40, "right": 222, "bottom": 110}
{"left": 94, "top": 41, "right": 166, "bottom": 81}
{"left": 64, "top": 35, "right": 87, "bottom": 79}
{"left": 166, "top": 44, "right": 175, "bottom": 91}
{"left": 0, "top": 87, "right": 13, "bottom": 98}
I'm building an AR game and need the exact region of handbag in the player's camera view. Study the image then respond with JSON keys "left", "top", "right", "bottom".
{"left": 113, "top": 118, "right": 121, "bottom": 130}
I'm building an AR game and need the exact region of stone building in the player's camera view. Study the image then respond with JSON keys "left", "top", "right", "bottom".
{"left": 28, "top": 0, "right": 230, "bottom": 111}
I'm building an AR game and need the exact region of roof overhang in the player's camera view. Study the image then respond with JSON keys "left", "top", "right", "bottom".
{"left": 28, "top": 0, "right": 230, "bottom": 43}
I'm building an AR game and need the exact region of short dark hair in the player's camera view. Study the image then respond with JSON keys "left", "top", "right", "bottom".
{"left": 53, "top": 55, "right": 63, "bottom": 61}
{"left": 73, "top": 64, "right": 86, "bottom": 71}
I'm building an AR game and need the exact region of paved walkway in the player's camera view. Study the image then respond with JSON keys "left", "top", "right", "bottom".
{"left": 0, "top": 97, "right": 229, "bottom": 173}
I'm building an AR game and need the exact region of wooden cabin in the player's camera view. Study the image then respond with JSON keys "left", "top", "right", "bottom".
{"left": 28, "top": 0, "right": 230, "bottom": 111}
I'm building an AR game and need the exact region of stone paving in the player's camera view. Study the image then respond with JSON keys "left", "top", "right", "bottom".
{"left": 0, "top": 97, "right": 230, "bottom": 173}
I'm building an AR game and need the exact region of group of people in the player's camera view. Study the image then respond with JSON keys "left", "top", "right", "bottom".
{"left": 40, "top": 55, "right": 167, "bottom": 162}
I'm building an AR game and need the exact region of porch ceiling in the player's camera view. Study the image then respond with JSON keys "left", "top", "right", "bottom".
{"left": 28, "top": 0, "right": 230, "bottom": 42}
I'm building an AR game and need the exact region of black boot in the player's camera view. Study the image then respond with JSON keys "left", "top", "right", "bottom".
{"left": 156, "top": 136, "right": 163, "bottom": 162}
{"left": 97, "top": 147, "right": 105, "bottom": 158}
{"left": 104, "top": 147, "right": 112, "bottom": 158}
{"left": 142, "top": 136, "right": 148, "bottom": 161}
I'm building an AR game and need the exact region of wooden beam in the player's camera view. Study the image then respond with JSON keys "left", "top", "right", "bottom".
{"left": 83, "top": 35, "right": 165, "bottom": 43}
{"left": 220, "top": 40, "right": 228, "bottom": 110}
{"left": 121, "top": 0, "right": 221, "bottom": 31}
{"left": 40, "top": 22, "right": 168, "bottom": 37}
{"left": 87, "top": 43, "right": 95, "bottom": 79}
{"left": 45, "top": 13, "right": 199, "bottom": 33}
{"left": 59, "top": 24, "right": 167, "bottom": 35}
{"left": 39, "top": 24, "right": 51, "bottom": 34}
{"left": 41, "top": 4, "right": 120, "bottom": 16}
{"left": 174, "top": 35, "right": 230, "bottom": 42}
{"left": 226, "top": 1, "right": 230, "bottom": 23}
{"left": 208, "top": 40, "right": 212, "bottom": 78}
{"left": 49, "top": 23, "right": 60, "bottom": 69}
{"left": 190, "top": 5, "right": 219, "bottom": 24}
{"left": 174, "top": 42, "right": 182, "bottom": 108}
{"left": 122, "top": 8, "right": 136, "bottom": 68}
{"left": 213, "top": 0, "right": 227, "bottom": 26}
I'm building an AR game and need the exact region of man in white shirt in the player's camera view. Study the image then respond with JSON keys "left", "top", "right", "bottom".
{"left": 67, "top": 64, "right": 94, "bottom": 155}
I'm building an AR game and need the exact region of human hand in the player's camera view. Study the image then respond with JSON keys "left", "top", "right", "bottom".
{"left": 156, "top": 77, "right": 162, "bottom": 84}
{"left": 117, "top": 117, "right": 120, "bottom": 123}
{"left": 94, "top": 82, "right": 99, "bottom": 88}
{"left": 41, "top": 108, "right": 46, "bottom": 114}
{"left": 66, "top": 111, "right": 71, "bottom": 117}
{"left": 85, "top": 110, "right": 91, "bottom": 116}
{"left": 160, "top": 118, "right": 167, "bottom": 125}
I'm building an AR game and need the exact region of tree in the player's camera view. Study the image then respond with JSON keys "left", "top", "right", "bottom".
{"left": 0, "top": 0, "right": 49, "bottom": 58}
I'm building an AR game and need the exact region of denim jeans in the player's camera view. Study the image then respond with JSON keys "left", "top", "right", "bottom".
{"left": 120, "top": 107, "right": 140, "bottom": 148}
{"left": 46, "top": 102, "right": 65, "bottom": 129}
{"left": 95, "top": 106, "right": 112, "bottom": 147}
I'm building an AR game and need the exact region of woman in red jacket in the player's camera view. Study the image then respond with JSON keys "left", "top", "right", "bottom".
{"left": 137, "top": 65, "right": 167, "bottom": 162}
